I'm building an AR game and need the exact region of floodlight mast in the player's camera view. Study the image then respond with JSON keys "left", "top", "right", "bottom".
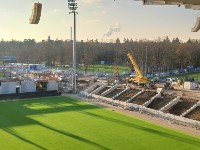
{"left": 68, "top": 0, "right": 78, "bottom": 93}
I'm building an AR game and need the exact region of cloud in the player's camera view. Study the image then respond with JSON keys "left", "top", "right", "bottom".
{"left": 80, "top": 0, "right": 102, "bottom": 5}
{"left": 95, "top": 10, "right": 107, "bottom": 15}
{"left": 49, "top": 9, "right": 62, "bottom": 14}
{"left": 85, "top": 19, "right": 101, "bottom": 24}
{"left": 103, "top": 22, "right": 121, "bottom": 37}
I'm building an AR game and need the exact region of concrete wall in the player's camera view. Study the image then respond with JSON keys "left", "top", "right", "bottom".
{"left": 90, "top": 94, "right": 200, "bottom": 127}
{"left": 0, "top": 82, "right": 16, "bottom": 94}
{"left": 91, "top": 94, "right": 126, "bottom": 107}
{"left": 160, "top": 96, "right": 180, "bottom": 112}
{"left": 181, "top": 102, "right": 200, "bottom": 117}
{"left": 143, "top": 93, "right": 161, "bottom": 107}
{"left": 84, "top": 82, "right": 100, "bottom": 93}
{"left": 112, "top": 87, "right": 130, "bottom": 99}
{"left": 101, "top": 85, "right": 117, "bottom": 97}
{"left": 90, "top": 93, "right": 200, "bottom": 127}
{"left": 91, "top": 84, "right": 108, "bottom": 95}
{"left": 20, "top": 81, "right": 36, "bottom": 93}
{"left": 127, "top": 90, "right": 145, "bottom": 103}
{"left": 47, "top": 80, "right": 58, "bottom": 91}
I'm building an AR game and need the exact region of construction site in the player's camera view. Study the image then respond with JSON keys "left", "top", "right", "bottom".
{"left": 81, "top": 82, "right": 200, "bottom": 127}
{"left": 79, "top": 52, "right": 200, "bottom": 131}
{"left": 1, "top": 0, "right": 200, "bottom": 149}
{"left": 1, "top": 50, "right": 200, "bottom": 130}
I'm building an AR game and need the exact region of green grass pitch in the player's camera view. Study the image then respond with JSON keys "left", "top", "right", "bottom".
{"left": 0, "top": 96, "right": 199, "bottom": 150}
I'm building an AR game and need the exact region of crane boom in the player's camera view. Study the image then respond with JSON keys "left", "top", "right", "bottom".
{"left": 127, "top": 52, "right": 143, "bottom": 78}
{"left": 127, "top": 52, "right": 148, "bottom": 84}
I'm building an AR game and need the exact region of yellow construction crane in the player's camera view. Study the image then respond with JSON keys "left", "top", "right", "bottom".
{"left": 114, "top": 65, "right": 119, "bottom": 79}
{"left": 127, "top": 52, "right": 148, "bottom": 85}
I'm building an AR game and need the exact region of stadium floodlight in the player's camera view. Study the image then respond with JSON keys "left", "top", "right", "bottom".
{"left": 68, "top": 0, "right": 78, "bottom": 93}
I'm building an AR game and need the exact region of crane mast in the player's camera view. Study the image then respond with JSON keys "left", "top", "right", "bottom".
{"left": 127, "top": 52, "right": 143, "bottom": 78}
{"left": 127, "top": 52, "right": 148, "bottom": 85}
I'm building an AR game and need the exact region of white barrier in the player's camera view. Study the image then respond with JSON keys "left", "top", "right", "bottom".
{"left": 80, "top": 91, "right": 92, "bottom": 98}
{"left": 89, "top": 93, "right": 200, "bottom": 128}
{"left": 138, "top": 106, "right": 200, "bottom": 127}
{"left": 127, "top": 89, "right": 145, "bottom": 103}
{"left": 181, "top": 102, "right": 200, "bottom": 117}
{"left": 113, "top": 100, "right": 120, "bottom": 105}
{"left": 112, "top": 87, "right": 130, "bottom": 99}
{"left": 101, "top": 85, "right": 117, "bottom": 97}
{"left": 143, "top": 93, "right": 161, "bottom": 107}
{"left": 91, "top": 94, "right": 113, "bottom": 104}
{"left": 91, "top": 83, "right": 108, "bottom": 95}
{"left": 84, "top": 82, "right": 100, "bottom": 93}
{"left": 160, "top": 96, "right": 180, "bottom": 112}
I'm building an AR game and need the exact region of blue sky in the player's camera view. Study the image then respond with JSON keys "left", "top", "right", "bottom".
{"left": 0, "top": 0, "right": 200, "bottom": 42}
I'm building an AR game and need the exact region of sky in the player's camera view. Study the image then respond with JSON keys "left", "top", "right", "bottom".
{"left": 0, "top": 0, "right": 200, "bottom": 42}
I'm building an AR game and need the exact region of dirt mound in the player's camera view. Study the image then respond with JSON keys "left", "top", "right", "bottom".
{"left": 148, "top": 94, "right": 176, "bottom": 110}
{"left": 105, "top": 88, "right": 124, "bottom": 98}
{"left": 185, "top": 106, "right": 200, "bottom": 121}
{"left": 132, "top": 91, "right": 157, "bottom": 105}
{"left": 168, "top": 98, "right": 198, "bottom": 116}
{"left": 98, "top": 87, "right": 110, "bottom": 95}
{"left": 90, "top": 85, "right": 100, "bottom": 93}
{"left": 116, "top": 89, "right": 140, "bottom": 101}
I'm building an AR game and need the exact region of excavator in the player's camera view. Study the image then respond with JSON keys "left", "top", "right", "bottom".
{"left": 127, "top": 52, "right": 156, "bottom": 89}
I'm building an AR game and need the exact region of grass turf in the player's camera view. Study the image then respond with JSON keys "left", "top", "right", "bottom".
{"left": 0, "top": 96, "right": 199, "bottom": 150}
{"left": 169, "top": 72, "right": 200, "bottom": 81}
{"left": 80, "top": 64, "right": 130, "bottom": 73}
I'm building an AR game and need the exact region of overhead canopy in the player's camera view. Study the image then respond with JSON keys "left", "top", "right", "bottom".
{"left": 136, "top": 0, "right": 200, "bottom": 32}
{"left": 0, "top": 56, "right": 17, "bottom": 61}
{"left": 138, "top": 0, "right": 200, "bottom": 10}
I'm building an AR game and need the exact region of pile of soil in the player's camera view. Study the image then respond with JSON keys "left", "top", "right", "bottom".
{"left": 148, "top": 94, "right": 176, "bottom": 110}
{"left": 98, "top": 87, "right": 110, "bottom": 95}
{"left": 105, "top": 88, "right": 124, "bottom": 98}
{"left": 116, "top": 89, "right": 140, "bottom": 101}
{"left": 90, "top": 85, "right": 100, "bottom": 93}
{"left": 185, "top": 106, "right": 200, "bottom": 121}
{"left": 168, "top": 98, "right": 198, "bottom": 116}
{"left": 132, "top": 91, "right": 157, "bottom": 105}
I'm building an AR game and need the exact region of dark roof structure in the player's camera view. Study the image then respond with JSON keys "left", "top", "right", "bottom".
{"left": 0, "top": 56, "right": 17, "bottom": 61}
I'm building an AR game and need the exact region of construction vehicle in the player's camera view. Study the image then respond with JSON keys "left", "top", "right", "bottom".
{"left": 127, "top": 52, "right": 155, "bottom": 89}
{"left": 146, "top": 81, "right": 157, "bottom": 89}
{"left": 177, "top": 79, "right": 184, "bottom": 86}
{"left": 164, "top": 81, "right": 174, "bottom": 90}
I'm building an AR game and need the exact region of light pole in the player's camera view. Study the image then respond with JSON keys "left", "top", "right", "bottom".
{"left": 145, "top": 46, "right": 148, "bottom": 76}
{"left": 68, "top": 0, "right": 78, "bottom": 93}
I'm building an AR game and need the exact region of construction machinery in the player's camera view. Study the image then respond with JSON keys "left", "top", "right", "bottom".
{"left": 164, "top": 81, "right": 174, "bottom": 90}
{"left": 177, "top": 79, "right": 184, "bottom": 86}
{"left": 127, "top": 52, "right": 154, "bottom": 88}
{"left": 114, "top": 65, "right": 119, "bottom": 78}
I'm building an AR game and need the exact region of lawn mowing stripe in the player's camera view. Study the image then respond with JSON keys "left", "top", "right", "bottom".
{"left": 0, "top": 96, "right": 199, "bottom": 150}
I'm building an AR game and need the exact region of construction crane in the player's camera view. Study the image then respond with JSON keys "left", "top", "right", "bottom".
{"left": 127, "top": 52, "right": 148, "bottom": 85}
{"left": 114, "top": 65, "right": 119, "bottom": 79}
{"left": 127, "top": 52, "right": 157, "bottom": 90}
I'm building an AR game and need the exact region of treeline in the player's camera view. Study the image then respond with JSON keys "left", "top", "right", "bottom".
{"left": 0, "top": 36, "right": 200, "bottom": 73}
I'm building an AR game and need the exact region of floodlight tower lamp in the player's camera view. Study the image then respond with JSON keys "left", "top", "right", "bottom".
{"left": 68, "top": 0, "right": 78, "bottom": 94}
